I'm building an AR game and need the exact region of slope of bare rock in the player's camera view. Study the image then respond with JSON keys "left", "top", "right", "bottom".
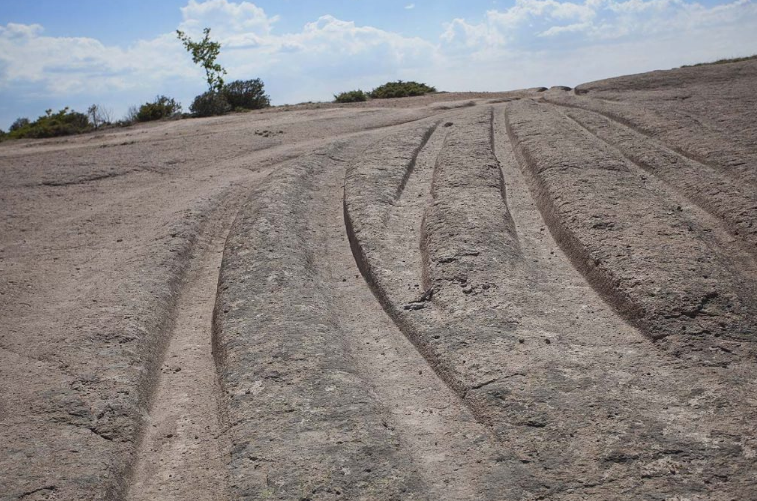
{"left": 544, "top": 60, "right": 757, "bottom": 188}
{"left": 346, "top": 103, "right": 757, "bottom": 498}
{"left": 346, "top": 107, "right": 524, "bottom": 386}
{"left": 545, "top": 91, "right": 757, "bottom": 189}
{"left": 126, "top": 199, "right": 238, "bottom": 500}
{"left": 575, "top": 57, "right": 757, "bottom": 99}
{"left": 420, "top": 108, "right": 526, "bottom": 393}
{"left": 345, "top": 107, "right": 540, "bottom": 495}
{"left": 1, "top": 96, "right": 503, "bottom": 500}
{"left": 491, "top": 108, "right": 757, "bottom": 499}
{"left": 0, "top": 176, "right": 256, "bottom": 500}
{"left": 3, "top": 66, "right": 757, "bottom": 501}
{"left": 506, "top": 99, "right": 756, "bottom": 360}
{"left": 0, "top": 107, "right": 433, "bottom": 187}
{"left": 556, "top": 104, "right": 757, "bottom": 249}
{"left": 212, "top": 141, "right": 427, "bottom": 500}
{"left": 311, "top": 130, "right": 533, "bottom": 501}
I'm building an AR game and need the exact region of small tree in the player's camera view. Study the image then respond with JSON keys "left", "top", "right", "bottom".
{"left": 124, "top": 105, "right": 139, "bottom": 124}
{"left": 87, "top": 104, "right": 112, "bottom": 129}
{"left": 177, "top": 28, "right": 227, "bottom": 93}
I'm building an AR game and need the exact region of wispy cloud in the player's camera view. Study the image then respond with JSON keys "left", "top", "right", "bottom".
{"left": 405, "top": 3, "right": 416, "bottom": 9}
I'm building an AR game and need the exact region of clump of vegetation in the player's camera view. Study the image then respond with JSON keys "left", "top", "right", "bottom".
{"left": 682, "top": 54, "right": 757, "bottom": 68}
{"left": 334, "top": 90, "right": 368, "bottom": 103}
{"left": 10, "top": 117, "right": 30, "bottom": 132}
{"left": 190, "top": 90, "right": 232, "bottom": 117}
{"left": 190, "top": 79, "right": 271, "bottom": 117}
{"left": 135, "top": 95, "right": 182, "bottom": 122}
{"left": 369, "top": 81, "right": 436, "bottom": 99}
{"left": 7, "top": 108, "right": 90, "bottom": 139}
{"left": 223, "top": 78, "right": 270, "bottom": 110}
{"left": 177, "top": 28, "right": 269, "bottom": 117}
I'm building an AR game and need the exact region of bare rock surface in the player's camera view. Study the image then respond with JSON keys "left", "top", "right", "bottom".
{"left": 1, "top": 62, "right": 757, "bottom": 501}
{"left": 506, "top": 98, "right": 757, "bottom": 354}
{"left": 345, "top": 101, "right": 757, "bottom": 498}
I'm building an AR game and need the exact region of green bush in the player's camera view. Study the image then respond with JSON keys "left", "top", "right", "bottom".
{"left": 190, "top": 91, "right": 232, "bottom": 117}
{"left": 223, "top": 78, "right": 270, "bottom": 110}
{"left": 0, "top": 129, "right": 6, "bottom": 142}
{"left": 334, "top": 90, "right": 368, "bottom": 103}
{"left": 190, "top": 79, "right": 270, "bottom": 117}
{"left": 369, "top": 80, "right": 436, "bottom": 99}
{"left": 8, "top": 108, "right": 90, "bottom": 139}
{"left": 135, "top": 95, "right": 182, "bottom": 122}
{"left": 10, "top": 117, "right": 30, "bottom": 132}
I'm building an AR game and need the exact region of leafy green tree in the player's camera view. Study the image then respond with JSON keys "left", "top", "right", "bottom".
{"left": 176, "top": 28, "right": 227, "bottom": 93}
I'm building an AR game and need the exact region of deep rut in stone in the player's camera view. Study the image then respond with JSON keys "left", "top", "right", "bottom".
{"left": 126, "top": 198, "right": 242, "bottom": 501}
{"left": 315, "top": 136, "right": 522, "bottom": 500}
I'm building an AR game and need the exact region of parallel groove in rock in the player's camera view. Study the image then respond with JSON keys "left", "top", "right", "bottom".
{"left": 213, "top": 141, "right": 427, "bottom": 500}
{"left": 555, "top": 104, "right": 757, "bottom": 250}
{"left": 505, "top": 99, "right": 756, "bottom": 357}
{"left": 345, "top": 108, "right": 535, "bottom": 496}
{"left": 543, "top": 92, "right": 757, "bottom": 188}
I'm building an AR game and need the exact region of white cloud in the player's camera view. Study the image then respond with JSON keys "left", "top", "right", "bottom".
{"left": 406, "top": 3, "right": 416, "bottom": 9}
{"left": 0, "top": 2, "right": 438, "bottom": 109}
{"left": 179, "top": 0, "right": 278, "bottom": 43}
{"left": 0, "top": 24, "right": 193, "bottom": 96}
{"left": 0, "top": 0, "right": 756, "bottom": 127}
{"left": 441, "top": 0, "right": 757, "bottom": 47}
{"left": 431, "top": 0, "right": 757, "bottom": 95}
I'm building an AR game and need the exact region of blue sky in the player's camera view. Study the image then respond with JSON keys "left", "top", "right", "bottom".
{"left": 1, "top": 0, "right": 755, "bottom": 129}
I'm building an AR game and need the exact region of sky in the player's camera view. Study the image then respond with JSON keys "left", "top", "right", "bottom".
{"left": 0, "top": 0, "right": 755, "bottom": 129}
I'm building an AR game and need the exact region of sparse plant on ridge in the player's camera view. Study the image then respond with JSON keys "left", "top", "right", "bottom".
{"left": 177, "top": 27, "right": 227, "bottom": 93}
{"left": 178, "top": 29, "right": 270, "bottom": 118}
